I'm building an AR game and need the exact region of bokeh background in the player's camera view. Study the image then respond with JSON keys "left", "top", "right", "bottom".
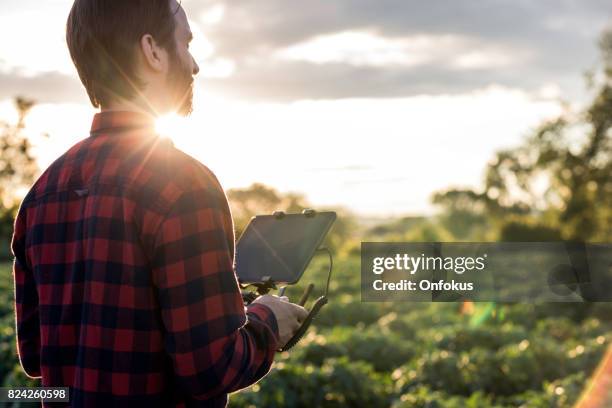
{"left": 0, "top": 0, "right": 611, "bottom": 406}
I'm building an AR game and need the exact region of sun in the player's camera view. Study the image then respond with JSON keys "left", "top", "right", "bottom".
{"left": 155, "top": 113, "right": 190, "bottom": 141}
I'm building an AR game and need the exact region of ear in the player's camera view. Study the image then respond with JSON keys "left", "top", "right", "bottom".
{"left": 139, "top": 34, "right": 167, "bottom": 73}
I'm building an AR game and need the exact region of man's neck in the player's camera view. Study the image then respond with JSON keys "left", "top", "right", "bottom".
{"left": 101, "top": 97, "right": 162, "bottom": 120}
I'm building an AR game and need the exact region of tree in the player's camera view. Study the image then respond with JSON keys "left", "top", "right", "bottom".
{"left": 433, "top": 30, "right": 612, "bottom": 242}
{"left": 226, "top": 183, "right": 356, "bottom": 253}
{"left": 0, "top": 97, "right": 38, "bottom": 258}
{"left": 0, "top": 97, "right": 38, "bottom": 208}
{"left": 227, "top": 183, "right": 309, "bottom": 237}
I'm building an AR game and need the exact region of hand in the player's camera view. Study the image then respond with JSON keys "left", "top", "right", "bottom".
{"left": 251, "top": 294, "right": 308, "bottom": 349}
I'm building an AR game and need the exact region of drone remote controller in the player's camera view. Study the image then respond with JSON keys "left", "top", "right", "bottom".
{"left": 237, "top": 209, "right": 335, "bottom": 352}
{"left": 279, "top": 292, "right": 328, "bottom": 351}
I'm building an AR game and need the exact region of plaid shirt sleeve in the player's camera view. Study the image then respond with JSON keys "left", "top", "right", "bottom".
{"left": 150, "top": 186, "right": 280, "bottom": 400}
{"left": 11, "top": 203, "right": 42, "bottom": 378}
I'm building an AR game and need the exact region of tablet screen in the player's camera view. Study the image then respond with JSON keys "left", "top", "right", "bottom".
{"left": 235, "top": 211, "right": 336, "bottom": 284}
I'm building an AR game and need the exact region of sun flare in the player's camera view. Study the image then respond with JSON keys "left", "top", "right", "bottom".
{"left": 155, "top": 113, "right": 188, "bottom": 141}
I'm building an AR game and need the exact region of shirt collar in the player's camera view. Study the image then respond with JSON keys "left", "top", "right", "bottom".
{"left": 90, "top": 110, "right": 157, "bottom": 137}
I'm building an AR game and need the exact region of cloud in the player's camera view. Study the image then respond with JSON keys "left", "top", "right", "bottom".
{"left": 0, "top": 69, "right": 87, "bottom": 105}
{"left": 2, "top": 1, "right": 610, "bottom": 104}
{"left": 199, "top": 57, "right": 574, "bottom": 102}
{"left": 273, "top": 31, "right": 529, "bottom": 70}
{"left": 189, "top": 0, "right": 610, "bottom": 53}
{"left": 185, "top": 0, "right": 612, "bottom": 101}
{"left": 0, "top": 2, "right": 74, "bottom": 76}
{"left": 307, "top": 165, "right": 374, "bottom": 172}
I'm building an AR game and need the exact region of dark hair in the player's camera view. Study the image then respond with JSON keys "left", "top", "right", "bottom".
{"left": 66, "top": 0, "right": 179, "bottom": 108}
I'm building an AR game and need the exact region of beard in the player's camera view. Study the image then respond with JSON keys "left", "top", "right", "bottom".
{"left": 167, "top": 50, "right": 194, "bottom": 116}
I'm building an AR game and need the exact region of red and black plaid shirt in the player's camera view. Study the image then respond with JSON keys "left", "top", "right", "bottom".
{"left": 11, "top": 110, "right": 280, "bottom": 407}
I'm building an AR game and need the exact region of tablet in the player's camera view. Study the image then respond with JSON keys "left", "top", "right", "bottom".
{"left": 235, "top": 211, "right": 336, "bottom": 284}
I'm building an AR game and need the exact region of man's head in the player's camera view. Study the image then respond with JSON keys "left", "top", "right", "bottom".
{"left": 66, "top": 0, "right": 199, "bottom": 116}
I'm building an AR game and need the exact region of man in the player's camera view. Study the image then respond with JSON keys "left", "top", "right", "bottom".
{"left": 11, "top": 0, "right": 308, "bottom": 406}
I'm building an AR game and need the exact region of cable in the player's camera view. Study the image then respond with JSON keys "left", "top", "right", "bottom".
{"left": 316, "top": 247, "right": 333, "bottom": 297}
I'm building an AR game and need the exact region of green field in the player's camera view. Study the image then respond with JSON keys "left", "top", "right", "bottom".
{"left": 1, "top": 259, "right": 611, "bottom": 407}
{"left": 0, "top": 262, "right": 41, "bottom": 408}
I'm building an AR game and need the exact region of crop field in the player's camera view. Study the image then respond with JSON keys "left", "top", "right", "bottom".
{"left": 1, "top": 259, "right": 610, "bottom": 407}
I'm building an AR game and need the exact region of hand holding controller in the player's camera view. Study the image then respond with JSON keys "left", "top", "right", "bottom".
{"left": 251, "top": 294, "right": 308, "bottom": 349}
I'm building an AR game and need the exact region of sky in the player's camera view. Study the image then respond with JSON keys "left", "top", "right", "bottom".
{"left": 0, "top": 0, "right": 610, "bottom": 216}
